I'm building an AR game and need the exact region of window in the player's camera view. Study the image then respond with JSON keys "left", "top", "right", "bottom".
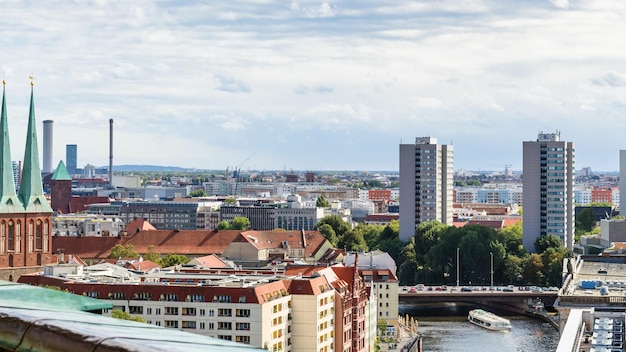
{"left": 236, "top": 336, "right": 250, "bottom": 344}
{"left": 209, "top": 309, "right": 215, "bottom": 317}
{"left": 187, "top": 294, "right": 205, "bottom": 302}
{"left": 218, "top": 335, "right": 232, "bottom": 341}
{"left": 160, "top": 294, "right": 178, "bottom": 301}
{"left": 209, "top": 323, "right": 215, "bottom": 330}
{"left": 182, "top": 307, "right": 196, "bottom": 316}
{"left": 182, "top": 321, "right": 196, "bottom": 329}
{"left": 199, "top": 309, "right": 206, "bottom": 316}
{"left": 236, "top": 322, "right": 250, "bottom": 331}
{"left": 218, "top": 322, "right": 232, "bottom": 330}
{"left": 218, "top": 309, "right": 232, "bottom": 317}
{"left": 165, "top": 307, "right": 178, "bottom": 315}
{"left": 165, "top": 320, "right": 178, "bottom": 328}
{"left": 200, "top": 322, "right": 205, "bottom": 330}
{"left": 108, "top": 292, "right": 125, "bottom": 300}
{"left": 147, "top": 308, "right": 152, "bottom": 315}
{"left": 133, "top": 292, "right": 151, "bottom": 300}
{"left": 236, "top": 309, "right": 250, "bottom": 317}
{"left": 129, "top": 306, "right": 143, "bottom": 314}
{"left": 214, "top": 295, "right": 231, "bottom": 303}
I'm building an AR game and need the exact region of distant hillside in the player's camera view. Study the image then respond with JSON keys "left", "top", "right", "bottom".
{"left": 108, "top": 165, "right": 198, "bottom": 172}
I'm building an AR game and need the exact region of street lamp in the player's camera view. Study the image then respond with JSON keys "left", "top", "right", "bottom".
{"left": 456, "top": 247, "right": 460, "bottom": 288}
{"left": 490, "top": 252, "right": 494, "bottom": 290}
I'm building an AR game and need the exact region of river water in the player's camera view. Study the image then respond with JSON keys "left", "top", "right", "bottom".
{"left": 399, "top": 303, "right": 560, "bottom": 352}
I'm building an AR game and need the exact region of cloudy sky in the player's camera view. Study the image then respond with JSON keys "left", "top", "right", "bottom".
{"left": 0, "top": 0, "right": 625, "bottom": 172}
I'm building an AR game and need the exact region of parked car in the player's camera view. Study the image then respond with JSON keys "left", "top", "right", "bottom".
{"left": 461, "top": 287, "right": 472, "bottom": 292}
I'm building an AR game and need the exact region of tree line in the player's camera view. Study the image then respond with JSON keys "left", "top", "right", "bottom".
{"left": 313, "top": 216, "right": 570, "bottom": 288}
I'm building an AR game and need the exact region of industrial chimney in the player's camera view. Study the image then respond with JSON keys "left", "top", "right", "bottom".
{"left": 109, "top": 118, "right": 113, "bottom": 188}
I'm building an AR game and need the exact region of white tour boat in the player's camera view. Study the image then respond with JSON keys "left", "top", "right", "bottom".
{"left": 468, "top": 309, "right": 512, "bottom": 331}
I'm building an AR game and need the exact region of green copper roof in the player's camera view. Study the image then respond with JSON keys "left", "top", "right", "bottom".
{"left": 0, "top": 280, "right": 263, "bottom": 352}
{"left": 51, "top": 160, "right": 71, "bottom": 181}
{"left": 0, "top": 84, "right": 25, "bottom": 213}
{"left": 0, "top": 280, "right": 111, "bottom": 312}
{"left": 18, "top": 85, "right": 52, "bottom": 213}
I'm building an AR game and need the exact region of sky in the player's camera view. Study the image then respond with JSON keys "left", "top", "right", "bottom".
{"left": 0, "top": 0, "right": 625, "bottom": 172}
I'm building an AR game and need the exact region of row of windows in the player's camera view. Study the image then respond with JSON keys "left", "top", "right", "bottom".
{"left": 0, "top": 219, "right": 49, "bottom": 254}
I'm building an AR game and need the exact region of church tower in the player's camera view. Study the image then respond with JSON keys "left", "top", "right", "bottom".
{"left": 50, "top": 160, "right": 72, "bottom": 214}
{"left": 0, "top": 79, "right": 53, "bottom": 270}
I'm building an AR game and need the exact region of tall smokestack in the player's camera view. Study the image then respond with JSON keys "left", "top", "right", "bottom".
{"left": 109, "top": 118, "right": 113, "bottom": 188}
{"left": 42, "top": 120, "right": 53, "bottom": 173}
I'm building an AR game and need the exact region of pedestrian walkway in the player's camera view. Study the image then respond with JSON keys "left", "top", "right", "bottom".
{"left": 379, "top": 316, "right": 421, "bottom": 352}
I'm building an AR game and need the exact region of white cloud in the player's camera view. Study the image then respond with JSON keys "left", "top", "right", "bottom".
{"left": 594, "top": 71, "right": 626, "bottom": 87}
{"left": 212, "top": 73, "right": 251, "bottom": 93}
{"left": 0, "top": 1, "right": 626, "bottom": 170}
{"left": 549, "top": 0, "right": 570, "bottom": 9}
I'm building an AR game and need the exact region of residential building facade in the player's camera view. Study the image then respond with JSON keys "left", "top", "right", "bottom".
{"left": 399, "top": 137, "right": 453, "bottom": 241}
{"left": 522, "top": 131, "right": 575, "bottom": 251}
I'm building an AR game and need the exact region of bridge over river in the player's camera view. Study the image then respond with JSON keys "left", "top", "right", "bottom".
{"left": 399, "top": 287, "right": 558, "bottom": 316}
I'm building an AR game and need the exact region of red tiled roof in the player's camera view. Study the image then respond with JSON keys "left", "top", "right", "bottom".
{"left": 52, "top": 230, "right": 243, "bottom": 259}
{"left": 286, "top": 276, "right": 332, "bottom": 295}
{"left": 125, "top": 218, "right": 157, "bottom": 235}
{"left": 126, "top": 260, "right": 161, "bottom": 271}
{"left": 52, "top": 230, "right": 328, "bottom": 261}
{"left": 190, "top": 254, "right": 230, "bottom": 268}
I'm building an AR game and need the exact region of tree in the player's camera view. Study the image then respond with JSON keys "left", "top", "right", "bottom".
{"left": 314, "top": 215, "right": 351, "bottom": 237}
{"left": 217, "top": 221, "right": 231, "bottom": 230}
{"left": 575, "top": 208, "right": 597, "bottom": 232}
{"left": 231, "top": 217, "right": 251, "bottom": 230}
{"left": 187, "top": 189, "right": 207, "bottom": 197}
{"left": 317, "top": 224, "right": 339, "bottom": 247}
{"left": 414, "top": 221, "right": 448, "bottom": 265}
{"left": 316, "top": 196, "right": 330, "bottom": 208}
{"left": 338, "top": 230, "right": 368, "bottom": 252}
{"left": 158, "top": 254, "right": 190, "bottom": 268}
{"left": 377, "top": 221, "right": 405, "bottom": 264}
{"left": 109, "top": 244, "right": 138, "bottom": 259}
{"left": 534, "top": 234, "right": 563, "bottom": 253}
{"left": 522, "top": 254, "right": 544, "bottom": 285}
{"left": 377, "top": 319, "right": 388, "bottom": 335}
{"left": 354, "top": 223, "right": 383, "bottom": 250}
{"left": 111, "top": 309, "right": 146, "bottom": 323}
{"left": 498, "top": 222, "right": 525, "bottom": 257}
{"left": 142, "top": 245, "right": 160, "bottom": 263}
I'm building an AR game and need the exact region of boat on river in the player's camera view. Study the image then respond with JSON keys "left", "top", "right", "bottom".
{"left": 468, "top": 309, "right": 512, "bottom": 331}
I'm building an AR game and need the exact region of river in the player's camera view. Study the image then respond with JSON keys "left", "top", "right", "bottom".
{"left": 399, "top": 303, "right": 560, "bottom": 352}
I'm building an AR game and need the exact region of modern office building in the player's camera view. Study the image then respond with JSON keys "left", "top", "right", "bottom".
{"left": 522, "top": 131, "right": 575, "bottom": 252}
{"left": 399, "top": 137, "right": 453, "bottom": 241}
{"left": 66, "top": 144, "right": 77, "bottom": 175}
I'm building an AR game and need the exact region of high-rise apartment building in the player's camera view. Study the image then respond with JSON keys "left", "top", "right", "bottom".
{"left": 66, "top": 144, "right": 77, "bottom": 175}
{"left": 522, "top": 132, "right": 575, "bottom": 252}
{"left": 399, "top": 137, "right": 453, "bottom": 241}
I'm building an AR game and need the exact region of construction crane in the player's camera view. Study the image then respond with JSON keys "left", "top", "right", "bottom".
{"left": 233, "top": 152, "right": 255, "bottom": 195}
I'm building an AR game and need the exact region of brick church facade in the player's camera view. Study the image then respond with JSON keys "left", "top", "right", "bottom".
{"left": 0, "top": 81, "right": 54, "bottom": 280}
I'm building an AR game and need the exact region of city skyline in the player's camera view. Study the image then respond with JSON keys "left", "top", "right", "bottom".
{"left": 0, "top": 1, "right": 625, "bottom": 172}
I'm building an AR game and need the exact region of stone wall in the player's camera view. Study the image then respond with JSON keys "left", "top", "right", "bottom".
{"left": 0, "top": 266, "right": 43, "bottom": 282}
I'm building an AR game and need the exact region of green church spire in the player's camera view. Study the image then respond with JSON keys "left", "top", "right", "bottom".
{"left": 51, "top": 160, "right": 71, "bottom": 181}
{"left": 0, "top": 81, "right": 25, "bottom": 213}
{"left": 18, "top": 81, "right": 52, "bottom": 213}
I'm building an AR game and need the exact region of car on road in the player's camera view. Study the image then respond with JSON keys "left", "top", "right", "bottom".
{"left": 461, "top": 287, "right": 472, "bottom": 292}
